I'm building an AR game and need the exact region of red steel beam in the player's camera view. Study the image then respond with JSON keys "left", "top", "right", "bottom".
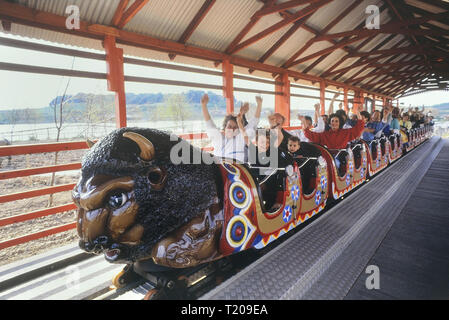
{"left": 0, "top": 141, "right": 90, "bottom": 157}
{"left": 0, "top": 162, "right": 81, "bottom": 180}
{"left": 0, "top": 203, "right": 77, "bottom": 227}
{"left": 104, "top": 35, "right": 127, "bottom": 128}
{"left": 0, "top": 183, "right": 76, "bottom": 204}
{"left": 0, "top": 222, "right": 76, "bottom": 250}
{"left": 320, "top": 80, "right": 325, "bottom": 115}
{"left": 343, "top": 87, "right": 348, "bottom": 113}
{"left": 275, "top": 73, "right": 291, "bottom": 125}
{"left": 222, "top": 58, "right": 234, "bottom": 114}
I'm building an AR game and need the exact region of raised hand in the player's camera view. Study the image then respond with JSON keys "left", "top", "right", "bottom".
{"left": 239, "top": 102, "right": 250, "bottom": 115}
{"left": 201, "top": 93, "right": 209, "bottom": 106}
{"left": 201, "top": 94, "right": 211, "bottom": 121}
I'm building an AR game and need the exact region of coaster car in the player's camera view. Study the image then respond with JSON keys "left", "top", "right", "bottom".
{"left": 73, "top": 128, "right": 331, "bottom": 270}
{"left": 223, "top": 142, "right": 328, "bottom": 251}
{"left": 73, "top": 125, "right": 434, "bottom": 276}
{"left": 361, "top": 136, "right": 388, "bottom": 177}
{"left": 388, "top": 132, "right": 402, "bottom": 163}
{"left": 309, "top": 141, "right": 367, "bottom": 200}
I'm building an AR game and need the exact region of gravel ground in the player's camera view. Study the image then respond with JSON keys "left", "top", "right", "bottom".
{"left": 0, "top": 148, "right": 86, "bottom": 267}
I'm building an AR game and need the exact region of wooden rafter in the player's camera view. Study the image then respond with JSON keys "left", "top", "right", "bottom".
{"left": 284, "top": 6, "right": 406, "bottom": 70}
{"left": 257, "top": 15, "right": 308, "bottom": 63}
{"left": 285, "top": 35, "right": 365, "bottom": 68}
{"left": 0, "top": 0, "right": 395, "bottom": 100}
{"left": 314, "top": 12, "right": 449, "bottom": 42}
{"left": 383, "top": 72, "right": 428, "bottom": 96}
{"left": 363, "top": 57, "right": 422, "bottom": 90}
{"left": 319, "top": 13, "right": 393, "bottom": 78}
{"left": 348, "top": 66, "right": 425, "bottom": 86}
{"left": 111, "top": 0, "right": 130, "bottom": 27}
{"left": 282, "top": 0, "right": 370, "bottom": 70}
{"left": 356, "top": 58, "right": 424, "bottom": 88}
{"left": 339, "top": 37, "right": 411, "bottom": 82}
{"left": 1, "top": 19, "right": 11, "bottom": 31}
{"left": 347, "top": 46, "right": 428, "bottom": 58}
{"left": 254, "top": 0, "right": 323, "bottom": 17}
{"left": 169, "top": 0, "right": 216, "bottom": 60}
{"left": 116, "top": 0, "right": 149, "bottom": 29}
{"left": 227, "top": 0, "right": 331, "bottom": 55}
{"left": 224, "top": 2, "right": 271, "bottom": 54}
{"left": 386, "top": 0, "right": 436, "bottom": 85}
{"left": 178, "top": 0, "right": 215, "bottom": 44}
{"left": 328, "top": 56, "right": 425, "bottom": 80}
{"left": 297, "top": 0, "right": 365, "bottom": 74}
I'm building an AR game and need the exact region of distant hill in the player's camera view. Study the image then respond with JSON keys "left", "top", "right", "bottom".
{"left": 426, "top": 102, "right": 449, "bottom": 116}
{"left": 0, "top": 90, "right": 236, "bottom": 125}
{"left": 1, "top": 90, "right": 447, "bottom": 124}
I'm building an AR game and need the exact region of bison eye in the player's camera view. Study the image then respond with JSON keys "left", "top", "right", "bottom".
{"left": 148, "top": 167, "right": 167, "bottom": 191}
{"left": 148, "top": 170, "right": 163, "bottom": 184}
{"left": 108, "top": 192, "right": 128, "bottom": 209}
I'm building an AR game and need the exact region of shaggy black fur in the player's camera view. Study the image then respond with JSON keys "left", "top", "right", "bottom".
{"left": 79, "top": 127, "right": 222, "bottom": 262}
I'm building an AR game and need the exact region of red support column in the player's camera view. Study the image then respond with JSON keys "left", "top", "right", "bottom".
{"left": 320, "top": 80, "right": 325, "bottom": 115}
{"left": 275, "top": 72, "right": 291, "bottom": 126}
{"left": 353, "top": 90, "right": 363, "bottom": 113}
{"left": 103, "top": 35, "right": 127, "bottom": 128}
{"left": 343, "top": 87, "right": 349, "bottom": 113}
{"left": 222, "top": 59, "right": 234, "bottom": 114}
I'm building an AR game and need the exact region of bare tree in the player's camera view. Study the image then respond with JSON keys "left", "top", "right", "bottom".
{"left": 48, "top": 57, "right": 75, "bottom": 207}
{"left": 160, "top": 94, "right": 191, "bottom": 132}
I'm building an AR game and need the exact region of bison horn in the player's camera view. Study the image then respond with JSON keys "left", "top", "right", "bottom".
{"left": 86, "top": 138, "right": 96, "bottom": 148}
{"left": 122, "top": 132, "right": 155, "bottom": 161}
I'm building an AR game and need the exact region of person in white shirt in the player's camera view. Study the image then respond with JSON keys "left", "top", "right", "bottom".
{"left": 289, "top": 103, "right": 326, "bottom": 142}
{"left": 201, "top": 94, "right": 262, "bottom": 162}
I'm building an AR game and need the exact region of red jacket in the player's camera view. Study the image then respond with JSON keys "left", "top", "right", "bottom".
{"left": 304, "top": 119, "right": 365, "bottom": 149}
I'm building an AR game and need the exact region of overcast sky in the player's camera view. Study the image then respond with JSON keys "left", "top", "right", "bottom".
{"left": 0, "top": 32, "right": 447, "bottom": 112}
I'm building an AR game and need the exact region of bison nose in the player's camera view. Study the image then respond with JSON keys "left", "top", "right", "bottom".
{"left": 79, "top": 236, "right": 111, "bottom": 254}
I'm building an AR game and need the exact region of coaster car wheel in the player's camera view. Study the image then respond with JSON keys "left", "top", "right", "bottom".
{"left": 112, "top": 264, "right": 141, "bottom": 288}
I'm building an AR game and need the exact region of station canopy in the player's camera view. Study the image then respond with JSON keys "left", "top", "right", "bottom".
{"left": 0, "top": 0, "right": 448, "bottom": 99}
